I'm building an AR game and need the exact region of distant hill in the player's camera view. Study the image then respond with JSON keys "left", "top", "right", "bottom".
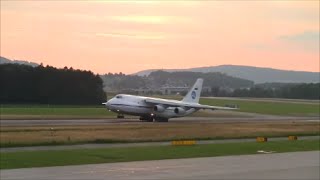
{"left": 0, "top": 56, "right": 38, "bottom": 67}
{"left": 133, "top": 65, "right": 320, "bottom": 84}
{"left": 101, "top": 71, "right": 254, "bottom": 92}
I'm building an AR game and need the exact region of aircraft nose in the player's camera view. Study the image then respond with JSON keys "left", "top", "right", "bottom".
{"left": 103, "top": 101, "right": 111, "bottom": 109}
{"left": 106, "top": 98, "right": 116, "bottom": 109}
{"left": 106, "top": 101, "right": 111, "bottom": 108}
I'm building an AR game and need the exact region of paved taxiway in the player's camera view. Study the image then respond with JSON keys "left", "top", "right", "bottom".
{"left": 1, "top": 116, "right": 319, "bottom": 126}
{"left": 1, "top": 151, "right": 319, "bottom": 180}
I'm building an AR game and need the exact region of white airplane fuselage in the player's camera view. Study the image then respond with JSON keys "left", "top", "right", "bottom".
{"left": 105, "top": 94, "right": 197, "bottom": 119}
{"left": 104, "top": 78, "right": 237, "bottom": 122}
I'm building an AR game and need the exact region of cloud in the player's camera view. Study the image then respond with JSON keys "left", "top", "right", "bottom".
{"left": 95, "top": 32, "right": 165, "bottom": 40}
{"left": 109, "top": 15, "right": 189, "bottom": 25}
{"left": 280, "top": 31, "right": 319, "bottom": 42}
{"left": 92, "top": 0, "right": 200, "bottom": 6}
{"left": 267, "top": 1, "right": 319, "bottom": 23}
{"left": 247, "top": 44, "right": 270, "bottom": 50}
{"left": 247, "top": 31, "right": 319, "bottom": 52}
{"left": 279, "top": 31, "right": 319, "bottom": 51}
{"left": 94, "top": 0, "right": 160, "bottom": 5}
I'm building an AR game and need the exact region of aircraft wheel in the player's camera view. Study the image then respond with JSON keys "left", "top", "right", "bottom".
{"left": 117, "top": 115, "right": 125, "bottom": 119}
{"left": 155, "top": 117, "right": 168, "bottom": 122}
{"left": 140, "top": 116, "right": 153, "bottom": 122}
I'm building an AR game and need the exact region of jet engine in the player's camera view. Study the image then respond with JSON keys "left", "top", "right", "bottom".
{"left": 174, "top": 107, "right": 186, "bottom": 114}
{"left": 153, "top": 105, "right": 166, "bottom": 112}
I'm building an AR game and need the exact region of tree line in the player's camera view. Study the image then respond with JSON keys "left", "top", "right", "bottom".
{"left": 208, "top": 83, "right": 319, "bottom": 100}
{"left": 1, "top": 63, "right": 317, "bottom": 104}
{"left": 0, "top": 64, "right": 106, "bottom": 104}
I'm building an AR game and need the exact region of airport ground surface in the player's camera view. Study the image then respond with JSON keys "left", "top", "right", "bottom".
{"left": 1, "top": 108, "right": 319, "bottom": 126}
{"left": 1, "top": 135, "right": 319, "bottom": 153}
{"left": 1, "top": 117, "right": 319, "bottom": 146}
{"left": 1, "top": 110, "right": 319, "bottom": 147}
{"left": 0, "top": 117, "right": 320, "bottom": 127}
{"left": 1, "top": 98, "right": 319, "bottom": 179}
{"left": 1, "top": 151, "right": 319, "bottom": 180}
{"left": 1, "top": 116, "right": 319, "bottom": 126}
{"left": 1, "top": 97, "right": 319, "bottom": 120}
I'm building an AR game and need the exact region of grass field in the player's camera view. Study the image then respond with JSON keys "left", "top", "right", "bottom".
{"left": 200, "top": 98, "right": 319, "bottom": 116}
{"left": 1, "top": 139, "right": 318, "bottom": 169}
{"left": 0, "top": 105, "right": 115, "bottom": 119}
{"left": 1, "top": 121, "right": 319, "bottom": 147}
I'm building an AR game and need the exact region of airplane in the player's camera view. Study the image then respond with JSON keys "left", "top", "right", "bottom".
{"left": 103, "top": 78, "right": 237, "bottom": 122}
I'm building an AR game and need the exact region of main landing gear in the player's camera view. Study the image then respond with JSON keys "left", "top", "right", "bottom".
{"left": 139, "top": 116, "right": 169, "bottom": 122}
{"left": 154, "top": 117, "right": 169, "bottom": 122}
{"left": 139, "top": 116, "right": 153, "bottom": 122}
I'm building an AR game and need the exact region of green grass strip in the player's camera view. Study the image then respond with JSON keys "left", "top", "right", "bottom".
{"left": 0, "top": 107, "right": 115, "bottom": 116}
{"left": 1, "top": 139, "right": 319, "bottom": 169}
{"left": 200, "top": 98, "right": 320, "bottom": 116}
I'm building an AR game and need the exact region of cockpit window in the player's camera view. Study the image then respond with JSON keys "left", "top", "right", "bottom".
{"left": 116, "top": 95, "right": 122, "bottom": 99}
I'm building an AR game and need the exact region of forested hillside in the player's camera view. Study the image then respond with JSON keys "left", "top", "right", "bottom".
{"left": 100, "top": 70, "right": 254, "bottom": 91}
{"left": 134, "top": 65, "right": 320, "bottom": 83}
{"left": 0, "top": 56, "right": 39, "bottom": 67}
{"left": 1, "top": 56, "right": 318, "bottom": 101}
{"left": 0, "top": 64, "right": 106, "bottom": 104}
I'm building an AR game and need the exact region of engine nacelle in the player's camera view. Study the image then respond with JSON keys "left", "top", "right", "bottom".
{"left": 153, "top": 105, "right": 166, "bottom": 112}
{"left": 174, "top": 107, "right": 186, "bottom": 114}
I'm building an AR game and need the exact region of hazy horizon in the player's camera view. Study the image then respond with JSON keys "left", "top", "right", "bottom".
{"left": 2, "top": 55, "right": 320, "bottom": 75}
{"left": 1, "top": 1, "right": 319, "bottom": 74}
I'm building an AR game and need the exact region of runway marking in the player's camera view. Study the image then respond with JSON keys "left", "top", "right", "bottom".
{"left": 257, "top": 150, "right": 276, "bottom": 154}
{"left": 306, "top": 120, "right": 320, "bottom": 122}
{"left": 73, "top": 165, "right": 193, "bottom": 176}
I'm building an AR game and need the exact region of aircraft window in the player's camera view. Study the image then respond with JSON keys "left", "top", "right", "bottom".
{"left": 116, "top": 95, "right": 122, "bottom": 99}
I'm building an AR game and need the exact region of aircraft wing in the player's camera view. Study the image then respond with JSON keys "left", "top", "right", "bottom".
{"left": 145, "top": 98, "right": 238, "bottom": 110}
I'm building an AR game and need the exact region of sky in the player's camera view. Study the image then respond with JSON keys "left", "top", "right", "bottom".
{"left": 1, "top": 0, "right": 319, "bottom": 74}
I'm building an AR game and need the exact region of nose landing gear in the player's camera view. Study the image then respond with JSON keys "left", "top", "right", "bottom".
{"left": 117, "top": 114, "right": 125, "bottom": 119}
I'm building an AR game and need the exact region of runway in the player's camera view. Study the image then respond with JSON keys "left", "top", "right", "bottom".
{"left": 1, "top": 116, "right": 319, "bottom": 126}
{"left": 1, "top": 151, "right": 319, "bottom": 180}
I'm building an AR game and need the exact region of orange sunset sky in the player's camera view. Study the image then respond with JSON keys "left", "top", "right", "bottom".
{"left": 1, "top": 1, "right": 319, "bottom": 74}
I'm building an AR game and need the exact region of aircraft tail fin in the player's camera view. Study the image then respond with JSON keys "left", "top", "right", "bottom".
{"left": 182, "top": 78, "right": 203, "bottom": 103}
